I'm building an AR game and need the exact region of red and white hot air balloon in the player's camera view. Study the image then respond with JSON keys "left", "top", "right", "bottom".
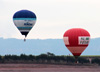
{"left": 63, "top": 28, "right": 90, "bottom": 61}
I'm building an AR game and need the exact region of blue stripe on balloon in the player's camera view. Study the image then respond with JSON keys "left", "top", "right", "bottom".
{"left": 17, "top": 27, "right": 32, "bottom": 30}
{"left": 13, "top": 10, "right": 36, "bottom": 18}
{"left": 13, "top": 18, "right": 36, "bottom": 20}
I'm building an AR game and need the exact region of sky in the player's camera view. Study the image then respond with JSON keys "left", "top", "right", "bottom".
{"left": 0, "top": 0, "right": 100, "bottom": 39}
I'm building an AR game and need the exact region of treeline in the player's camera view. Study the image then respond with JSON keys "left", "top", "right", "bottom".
{"left": 0, "top": 52, "right": 100, "bottom": 65}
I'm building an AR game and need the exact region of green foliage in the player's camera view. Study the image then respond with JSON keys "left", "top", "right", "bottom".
{"left": 0, "top": 53, "right": 99, "bottom": 64}
{"left": 78, "top": 57, "right": 89, "bottom": 63}
{"left": 92, "top": 58, "right": 100, "bottom": 64}
{"left": 66, "top": 56, "right": 75, "bottom": 63}
{"left": 0, "top": 55, "right": 2, "bottom": 61}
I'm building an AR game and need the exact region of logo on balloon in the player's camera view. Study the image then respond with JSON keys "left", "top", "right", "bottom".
{"left": 24, "top": 22, "right": 32, "bottom": 26}
{"left": 78, "top": 36, "right": 90, "bottom": 45}
{"left": 63, "top": 37, "right": 69, "bottom": 45}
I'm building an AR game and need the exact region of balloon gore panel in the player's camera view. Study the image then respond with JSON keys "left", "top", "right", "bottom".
{"left": 13, "top": 10, "right": 36, "bottom": 18}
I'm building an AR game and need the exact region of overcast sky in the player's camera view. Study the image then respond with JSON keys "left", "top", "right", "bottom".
{"left": 0, "top": 0, "right": 100, "bottom": 39}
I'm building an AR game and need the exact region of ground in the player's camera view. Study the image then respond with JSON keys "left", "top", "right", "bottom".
{"left": 0, "top": 64, "right": 99, "bottom": 72}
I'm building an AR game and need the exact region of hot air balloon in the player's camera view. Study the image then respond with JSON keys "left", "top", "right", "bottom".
{"left": 63, "top": 28, "right": 90, "bottom": 63}
{"left": 13, "top": 10, "right": 36, "bottom": 41}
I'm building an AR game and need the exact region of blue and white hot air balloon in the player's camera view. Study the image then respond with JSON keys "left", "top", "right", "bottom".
{"left": 13, "top": 10, "right": 36, "bottom": 41}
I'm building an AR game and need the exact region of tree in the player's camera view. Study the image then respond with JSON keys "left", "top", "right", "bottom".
{"left": 92, "top": 58, "right": 100, "bottom": 64}
{"left": 66, "top": 56, "right": 75, "bottom": 63}
{"left": 78, "top": 57, "right": 89, "bottom": 63}
{"left": 20, "top": 54, "right": 28, "bottom": 60}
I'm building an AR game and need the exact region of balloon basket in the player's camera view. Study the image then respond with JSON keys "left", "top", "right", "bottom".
{"left": 74, "top": 56, "right": 79, "bottom": 64}
{"left": 24, "top": 38, "right": 26, "bottom": 42}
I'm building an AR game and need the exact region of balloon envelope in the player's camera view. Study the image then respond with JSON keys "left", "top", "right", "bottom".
{"left": 13, "top": 10, "right": 36, "bottom": 37}
{"left": 63, "top": 28, "right": 90, "bottom": 58}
